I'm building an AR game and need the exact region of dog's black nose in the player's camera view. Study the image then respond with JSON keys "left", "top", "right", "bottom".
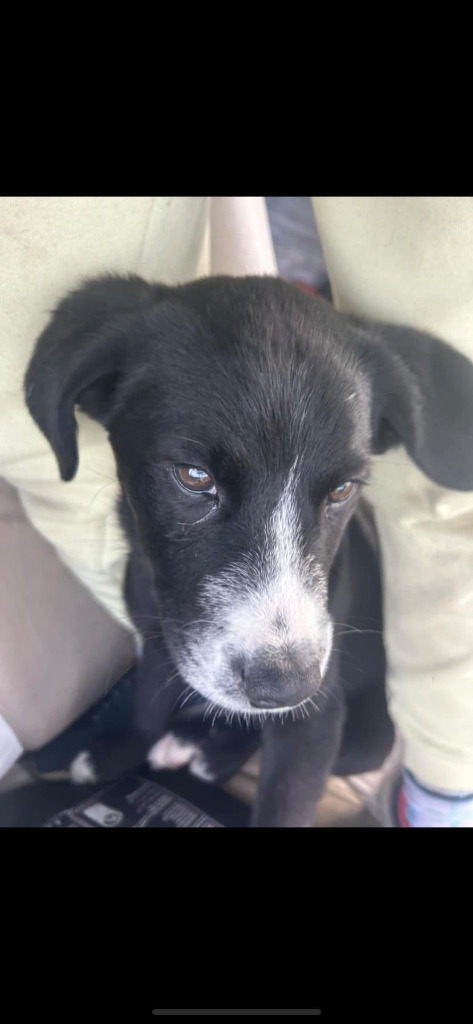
{"left": 239, "top": 657, "right": 321, "bottom": 710}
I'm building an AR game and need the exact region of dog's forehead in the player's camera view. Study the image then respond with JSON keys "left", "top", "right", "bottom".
{"left": 147, "top": 278, "right": 371, "bottom": 467}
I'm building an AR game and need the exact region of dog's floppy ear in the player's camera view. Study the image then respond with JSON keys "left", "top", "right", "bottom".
{"left": 25, "top": 274, "right": 169, "bottom": 482}
{"left": 351, "top": 317, "right": 473, "bottom": 491}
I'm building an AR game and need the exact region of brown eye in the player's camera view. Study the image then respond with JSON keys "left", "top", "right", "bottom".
{"left": 327, "top": 481, "right": 355, "bottom": 504}
{"left": 174, "top": 465, "right": 216, "bottom": 494}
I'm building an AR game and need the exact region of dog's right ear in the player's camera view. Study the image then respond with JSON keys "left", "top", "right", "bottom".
{"left": 25, "top": 275, "right": 169, "bottom": 482}
{"left": 349, "top": 315, "right": 473, "bottom": 491}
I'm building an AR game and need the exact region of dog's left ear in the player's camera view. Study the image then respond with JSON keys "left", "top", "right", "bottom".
{"left": 353, "top": 318, "right": 473, "bottom": 491}
{"left": 25, "top": 275, "right": 169, "bottom": 482}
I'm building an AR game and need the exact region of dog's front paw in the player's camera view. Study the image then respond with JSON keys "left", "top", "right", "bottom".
{"left": 147, "top": 732, "right": 216, "bottom": 782}
{"left": 69, "top": 750, "right": 98, "bottom": 785}
{"left": 66, "top": 730, "right": 151, "bottom": 786}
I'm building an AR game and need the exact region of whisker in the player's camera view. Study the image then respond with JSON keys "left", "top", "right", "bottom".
{"left": 178, "top": 686, "right": 197, "bottom": 709}
{"left": 336, "top": 628, "right": 383, "bottom": 637}
{"left": 150, "top": 668, "right": 181, "bottom": 704}
{"left": 174, "top": 435, "right": 207, "bottom": 451}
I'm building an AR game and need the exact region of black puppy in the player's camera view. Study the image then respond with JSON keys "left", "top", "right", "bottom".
{"left": 25, "top": 275, "right": 473, "bottom": 826}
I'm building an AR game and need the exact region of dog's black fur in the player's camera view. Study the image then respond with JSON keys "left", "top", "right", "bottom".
{"left": 25, "top": 275, "right": 473, "bottom": 826}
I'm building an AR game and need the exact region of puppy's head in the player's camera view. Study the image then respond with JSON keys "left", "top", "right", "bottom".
{"left": 25, "top": 274, "right": 473, "bottom": 715}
